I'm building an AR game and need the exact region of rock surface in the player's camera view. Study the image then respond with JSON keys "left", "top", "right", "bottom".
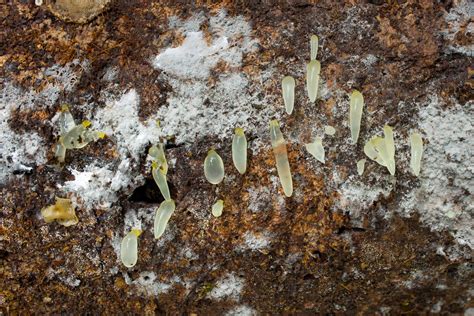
{"left": 1, "top": 0, "right": 473, "bottom": 314}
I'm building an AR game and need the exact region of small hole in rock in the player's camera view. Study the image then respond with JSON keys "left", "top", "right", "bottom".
{"left": 128, "top": 178, "right": 176, "bottom": 204}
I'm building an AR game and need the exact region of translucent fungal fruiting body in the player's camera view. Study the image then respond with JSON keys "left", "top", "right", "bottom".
{"left": 232, "top": 128, "right": 247, "bottom": 174}
{"left": 357, "top": 159, "right": 366, "bottom": 176}
{"left": 310, "top": 35, "right": 319, "bottom": 60}
{"left": 410, "top": 133, "right": 423, "bottom": 176}
{"left": 349, "top": 90, "right": 364, "bottom": 144}
{"left": 269, "top": 120, "right": 293, "bottom": 197}
{"left": 281, "top": 76, "right": 296, "bottom": 115}
{"left": 149, "top": 144, "right": 171, "bottom": 200}
{"left": 41, "top": 197, "right": 78, "bottom": 226}
{"left": 204, "top": 149, "right": 225, "bottom": 184}
{"left": 154, "top": 200, "right": 176, "bottom": 239}
{"left": 363, "top": 125, "right": 396, "bottom": 175}
{"left": 306, "top": 60, "right": 321, "bottom": 102}
{"left": 305, "top": 137, "right": 325, "bottom": 164}
{"left": 324, "top": 125, "right": 336, "bottom": 136}
{"left": 212, "top": 200, "right": 224, "bottom": 217}
{"left": 120, "top": 229, "right": 141, "bottom": 268}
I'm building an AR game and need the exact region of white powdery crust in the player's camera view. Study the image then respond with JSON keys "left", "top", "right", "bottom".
{"left": 208, "top": 273, "right": 245, "bottom": 301}
{"left": 152, "top": 10, "right": 279, "bottom": 145}
{"left": 225, "top": 305, "right": 258, "bottom": 316}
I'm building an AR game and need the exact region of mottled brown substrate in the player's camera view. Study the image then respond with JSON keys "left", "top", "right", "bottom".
{"left": 1, "top": 0, "right": 473, "bottom": 314}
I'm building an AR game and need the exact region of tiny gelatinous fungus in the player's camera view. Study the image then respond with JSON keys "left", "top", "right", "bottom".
{"left": 310, "top": 34, "right": 319, "bottom": 60}
{"left": 211, "top": 199, "right": 224, "bottom": 217}
{"left": 364, "top": 125, "right": 396, "bottom": 175}
{"left": 232, "top": 128, "right": 247, "bottom": 174}
{"left": 281, "top": 76, "right": 296, "bottom": 115}
{"left": 204, "top": 149, "right": 225, "bottom": 185}
{"left": 149, "top": 144, "right": 171, "bottom": 201}
{"left": 41, "top": 197, "right": 78, "bottom": 227}
{"left": 324, "top": 125, "right": 336, "bottom": 136}
{"left": 120, "top": 229, "right": 141, "bottom": 268}
{"left": 269, "top": 120, "right": 293, "bottom": 197}
{"left": 154, "top": 199, "right": 176, "bottom": 239}
{"left": 305, "top": 137, "right": 325, "bottom": 164}
{"left": 410, "top": 132, "right": 424, "bottom": 177}
{"left": 357, "top": 159, "right": 366, "bottom": 176}
{"left": 306, "top": 60, "right": 321, "bottom": 103}
{"left": 349, "top": 90, "right": 364, "bottom": 144}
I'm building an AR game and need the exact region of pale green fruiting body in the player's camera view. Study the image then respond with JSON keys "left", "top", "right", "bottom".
{"left": 310, "top": 35, "right": 319, "bottom": 60}
{"left": 349, "top": 90, "right": 364, "bottom": 144}
{"left": 149, "top": 144, "right": 171, "bottom": 200}
{"left": 306, "top": 60, "right": 321, "bottom": 102}
{"left": 281, "top": 76, "right": 296, "bottom": 115}
{"left": 120, "top": 229, "right": 141, "bottom": 268}
{"left": 305, "top": 137, "right": 325, "bottom": 163}
{"left": 232, "top": 128, "right": 247, "bottom": 174}
{"left": 269, "top": 120, "right": 293, "bottom": 197}
{"left": 204, "top": 149, "right": 225, "bottom": 184}
{"left": 212, "top": 200, "right": 224, "bottom": 217}
{"left": 324, "top": 125, "right": 336, "bottom": 136}
{"left": 357, "top": 159, "right": 366, "bottom": 176}
{"left": 410, "top": 132, "right": 423, "bottom": 176}
{"left": 154, "top": 200, "right": 176, "bottom": 239}
{"left": 363, "top": 125, "right": 396, "bottom": 175}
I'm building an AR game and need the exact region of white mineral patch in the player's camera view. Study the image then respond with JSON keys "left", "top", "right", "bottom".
{"left": 208, "top": 273, "right": 245, "bottom": 301}
{"left": 123, "top": 271, "right": 173, "bottom": 296}
{"left": 225, "top": 305, "right": 257, "bottom": 316}
{"left": 237, "top": 231, "right": 272, "bottom": 252}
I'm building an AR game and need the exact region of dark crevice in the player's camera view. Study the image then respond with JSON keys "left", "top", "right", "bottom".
{"left": 128, "top": 178, "right": 176, "bottom": 204}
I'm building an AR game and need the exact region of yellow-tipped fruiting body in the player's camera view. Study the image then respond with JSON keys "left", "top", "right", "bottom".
{"left": 232, "top": 128, "right": 247, "bottom": 174}
{"left": 281, "top": 76, "right": 296, "bottom": 115}
{"left": 305, "top": 137, "right": 325, "bottom": 164}
{"left": 212, "top": 200, "right": 224, "bottom": 217}
{"left": 364, "top": 125, "right": 396, "bottom": 175}
{"left": 154, "top": 199, "right": 176, "bottom": 239}
{"left": 41, "top": 197, "right": 78, "bottom": 227}
{"left": 204, "top": 149, "right": 225, "bottom": 184}
{"left": 310, "top": 35, "right": 319, "bottom": 60}
{"left": 349, "top": 90, "right": 364, "bottom": 144}
{"left": 149, "top": 144, "right": 171, "bottom": 200}
{"left": 410, "top": 132, "right": 423, "bottom": 176}
{"left": 357, "top": 159, "right": 366, "bottom": 176}
{"left": 120, "top": 229, "right": 141, "bottom": 268}
{"left": 306, "top": 60, "right": 321, "bottom": 102}
{"left": 269, "top": 120, "right": 293, "bottom": 197}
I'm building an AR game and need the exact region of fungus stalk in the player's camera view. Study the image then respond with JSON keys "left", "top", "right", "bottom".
{"left": 305, "top": 137, "right": 325, "bottom": 164}
{"left": 410, "top": 132, "right": 423, "bottom": 176}
{"left": 204, "top": 149, "right": 225, "bottom": 184}
{"left": 154, "top": 199, "right": 176, "bottom": 239}
{"left": 281, "top": 76, "right": 296, "bottom": 115}
{"left": 349, "top": 90, "right": 364, "bottom": 144}
{"left": 120, "top": 229, "right": 141, "bottom": 268}
{"left": 363, "top": 125, "right": 396, "bottom": 175}
{"left": 269, "top": 120, "right": 293, "bottom": 197}
{"left": 41, "top": 197, "right": 78, "bottom": 227}
{"left": 232, "top": 128, "right": 247, "bottom": 174}
{"left": 310, "top": 35, "right": 319, "bottom": 60}
{"left": 212, "top": 200, "right": 224, "bottom": 217}
{"left": 306, "top": 60, "right": 321, "bottom": 103}
{"left": 357, "top": 159, "right": 366, "bottom": 176}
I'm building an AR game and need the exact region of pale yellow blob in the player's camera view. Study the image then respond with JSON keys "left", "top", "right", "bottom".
{"left": 324, "top": 125, "right": 336, "bottom": 136}
{"left": 211, "top": 200, "right": 224, "bottom": 217}
{"left": 270, "top": 120, "right": 293, "bottom": 197}
{"left": 410, "top": 132, "right": 423, "bottom": 176}
{"left": 41, "top": 197, "right": 78, "bottom": 227}
{"left": 349, "top": 90, "right": 364, "bottom": 144}
{"left": 232, "top": 128, "right": 247, "bottom": 174}
{"left": 305, "top": 137, "right": 325, "bottom": 164}
{"left": 149, "top": 144, "right": 171, "bottom": 200}
{"left": 357, "top": 159, "right": 366, "bottom": 176}
{"left": 310, "top": 35, "right": 319, "bottom": 60}
{"left": 204, "top": 149, "right": 225, "bottom": 184}
{"left": 282, "top": 76, "right": 296, "bottom": 115}
{"left": 120, "top": 229, "right": 141, "bottom": 268}
{"left": 154, "top": 200, "right": 176, "bottom": 239}
{"left": 306, "top": 60, "right": 321, "bottom": 103}
{"left": 363, "top": 125, "right": 396, "bottom": 175}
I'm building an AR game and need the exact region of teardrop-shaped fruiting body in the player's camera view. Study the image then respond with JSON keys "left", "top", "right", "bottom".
{"left": 410, "top": 132, "right": 423, "bottom": 176}
{"left": 152, "top": 163, "right": 171, "bottom": 200}
{"left": 58, "top": 105, "right": 76, "bottom": 135}
{"left": 212, "top": 200, "right": 224, "bottom": 217}
{"left": 382, "top": 125, "right": 396, "bottom": 175}
{"left": 270, "top": 120, "right": 293, "bottom": 197}
{"left": 281, "top": 76, "right": 296, "bottom": 115}
{"left": 232, "top": 128, "right": 247, "bottom": 174}
{"left": 306, "top": 60, "right": 321, "bottom": 102}
{"left": 357, "top": 159, "right": 366, "bottom": 176}
{"left": 349, "top": 90, "right": 364, "bottom": 144}
{"left": 324, "top": 125, "right": 336, "bottom": 136}
{"left": 310, "top": 35, "right": 319, "bottom": 60}
{"left": 363, "top": 125, "right": 396, "bottom": 175}
{"left": 154, "top": 200, "right": 176, "bottom": 239}
{"left": 120, "top": 229, "right": 141, "bottom": 268}
{"left": 204, "top": 149, "right": 225, "bottom": 184}
{"left": 305, "top": 137, "right": 325, "bottom": 163}
{"left": 149, "top": 144, "right": 168, "bottom": 174}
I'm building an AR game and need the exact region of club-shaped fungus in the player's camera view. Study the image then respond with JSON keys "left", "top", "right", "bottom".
{"left": 324, "top": 125, "right": 336, "bottom": 136}
{"left": 54, "top": 105, "right": 105, "bottom": 162}
{"left": 305, "top": 137, "right": 325, "bottom": 164}
{"left": 310, "top": 35, "right": 319, "bottom": 60}
{"left": 204, "top": 149, "right": 225, "bottom": 185}
{"left": 349, "top": 90, "right": 364, "bottom": 144}
{"left": 364, "top": 125, "right": 396, "bottom": 175}
{"left": 41, "top": 197, "right": 78, "bottom": 226}
{"left": 212, "top": 199, "right": 224, "bottom": 217}
{"left": 269, "top": 120, "right": 293, "bottom": 197}
{"left": 281, "top": 76, "right": 296, "bottom": 115}
{"left": 232, "top": 128, "right": 247, "bottom": 174}
{"left": 149, "top": 144, "right": 171, "bottom": 200}
{"left": 154, "top": 199, "right": 176, "bottom": 239}
{"left": 120, "top": 229, "right": 141, "bottom": 268}
{"left": 357, "top": 159, "right": 366, "bottom": 176}
{"left": 410, "top": 132, "right": 423, "bottom": 177}
{"left": 306, "top": 60, "right": 321, "bottom": 103}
